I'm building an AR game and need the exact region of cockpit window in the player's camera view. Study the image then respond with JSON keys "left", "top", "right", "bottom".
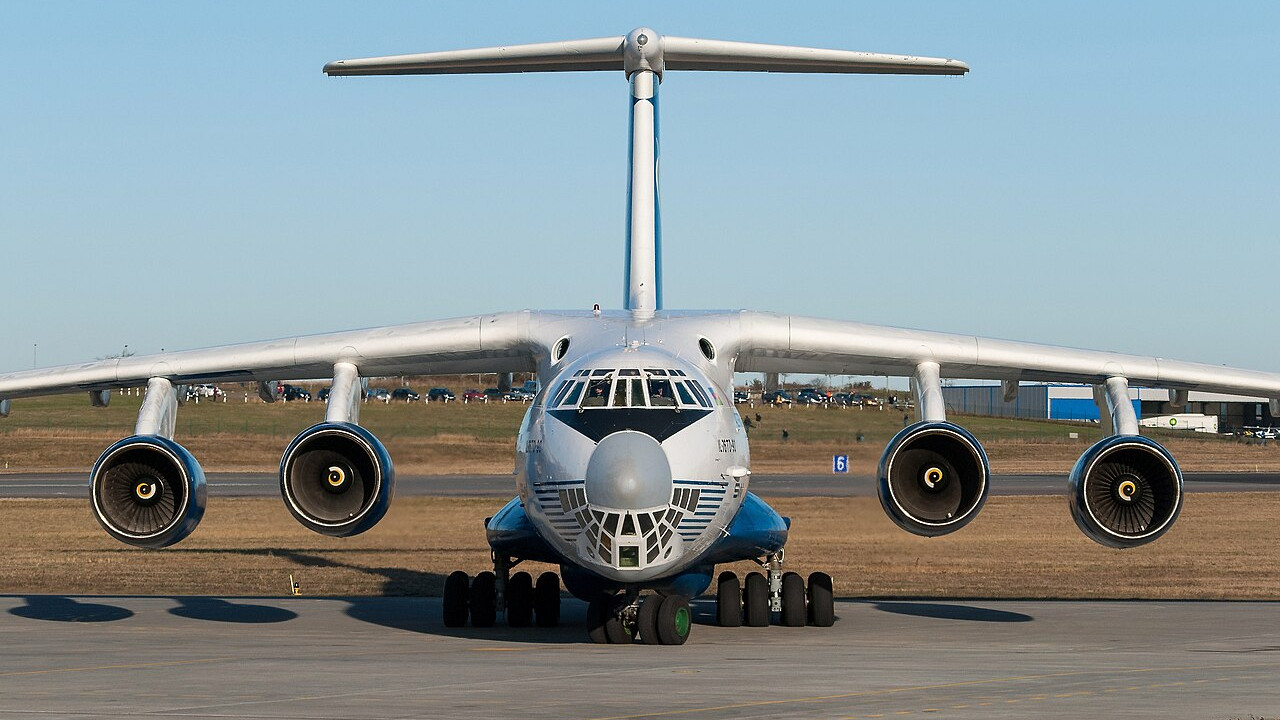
{"left": 561, "top": 381, "right": 586, "bottom": 407}
{"left": 686, "top": 380, "right": 712, "bottom": 407}
{"left": 673, "top": 381, "right": 697, "bottom": 406}
{"left": 582, "top": 378, "right": 611, "bottom": 406}
{"left": 648, "top": 378, "right": 677, "bottom": 406}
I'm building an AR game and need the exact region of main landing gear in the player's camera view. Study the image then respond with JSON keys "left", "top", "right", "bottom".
{"left": 716, "top": 551, "right": 835, "bottom": 629}
{"left": 442, "top": 554, "right": 561, "bottom": 629}
{"left": 587, "top": 591, "right": 692, "bottom": 645}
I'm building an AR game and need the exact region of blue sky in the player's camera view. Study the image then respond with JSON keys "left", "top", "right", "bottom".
{"left": 3, "top": 2, "right": 1277, "bottom": 375}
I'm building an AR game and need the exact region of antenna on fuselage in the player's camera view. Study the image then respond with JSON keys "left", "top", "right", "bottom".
{"left": 324, "top": 29, "right": 968, "bottom": 318}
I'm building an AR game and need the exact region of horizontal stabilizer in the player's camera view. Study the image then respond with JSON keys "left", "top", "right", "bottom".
{"left": 324, "top": 29, "right": 968, "bottom": 77}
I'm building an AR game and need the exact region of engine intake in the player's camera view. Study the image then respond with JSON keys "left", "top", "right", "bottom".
{"left": 280, "top": 422, "right": 394, "bottom": 537}
{"left": 90, "top": 435, "right": 207, "bottom": 548}
{"left": 1069, "top": 435, "right": 1183, "bottom": 548}
{"left": 878, "top": 421, "right": 989, "bottom": 536}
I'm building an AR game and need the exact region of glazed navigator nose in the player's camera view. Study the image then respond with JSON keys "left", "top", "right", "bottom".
{"left": 584, "top": 431, "right": 672, "bottom": 509}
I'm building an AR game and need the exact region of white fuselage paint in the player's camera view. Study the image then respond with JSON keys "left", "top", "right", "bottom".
{"left": 514, "top": 319, "right": 748, "bottom": 584}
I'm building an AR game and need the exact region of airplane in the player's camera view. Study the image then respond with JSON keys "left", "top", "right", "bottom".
{"left": 3, "top": 28, "right": 1280, "bottom": 645}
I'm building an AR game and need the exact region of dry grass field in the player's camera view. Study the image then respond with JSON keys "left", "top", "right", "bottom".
{"left": 4, "top": 388, "right": 1279, "bottom": 601}
{"left": 4, "top": 493, "right": 1278, "bottom": 600}
{"left": 4, "top": 389, "right": 1280, "bottom": 475}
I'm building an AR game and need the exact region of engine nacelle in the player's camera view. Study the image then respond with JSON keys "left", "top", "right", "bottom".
{"left": 877, "top": 421, "right": 990, "bottom": 537}
{"left": 90, "top": 435, "right": 207, "bottom": 548}
{"left": 280, "top": 422, "right": 394, "bottom": 537}
{"left": 1069, "top": 435, "right": 1183, "bottom": 549}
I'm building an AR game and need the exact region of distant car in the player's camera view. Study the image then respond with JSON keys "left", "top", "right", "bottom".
{"left": 762, "top": 390, "right": 793, "bottom": 405}
{"left": 519, "top": 380, "right": 540, "bottom": 394}
{"left": 733, "top": 391, "right": 750, "bottom": 404}
{"left": 365, "top": 387, "right": 392, "bottom": 402}
{"left": 506, "top": 388, "right": 535, "bottom": 402}
{"left": 186, "top": 384, "right": 224, "bottom": 400}
{"left": 391, "top": 388, "right": 419, "bottom": 402}
{"left": 282, "top": 384, "right": 311, "bottom": 402}
{"left": 831, "top": 392, "right": 855, "bottom": 406}
{"left": 427, "top": 387, "right": 455, "bottom": 402}
{"left": 462, "top": 389, "right": 487, "bottom": 402}
{"left": 316, "top": 387, "right": 330, "bottom": 402}
{"left": 484, "top": 388, "right": 505, "bottom": 400}
{"left": 796, "top": 388, "right": 828, "bottom": 405}
{"left": 855, "top": 393, "right": 882, "bottom": 407}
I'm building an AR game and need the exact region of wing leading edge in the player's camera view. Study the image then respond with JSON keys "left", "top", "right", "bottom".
{"left": 732, "top": 311, "right": 1280, "bottom": 399}
{"left": 0, "top": 311, "right": 538, "bottom": 401}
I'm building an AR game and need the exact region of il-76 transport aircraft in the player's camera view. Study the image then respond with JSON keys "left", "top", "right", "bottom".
{"left": 3, "top": 29, "right": 1279, "bottom": 645}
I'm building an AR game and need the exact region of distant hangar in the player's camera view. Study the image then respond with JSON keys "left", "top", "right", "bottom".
{"left": 941, "top": 383, "right": 1275, "bottom": 431}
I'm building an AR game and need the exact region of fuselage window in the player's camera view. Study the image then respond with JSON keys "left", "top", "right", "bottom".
{"left": 582, "top": 378, "right": 612, "bottom": 407}
{"left": 561, "top": 381, "right": 586, "bottom": 407}
{"left": 648, "top": 378, "right": 678, "bottom": 407}
{"left": 591, "top": 368, "right": 611, "bottom": 376}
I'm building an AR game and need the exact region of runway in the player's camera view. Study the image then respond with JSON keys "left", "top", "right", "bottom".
{"left": 1, "top": 595, "right": 1276, "bottom": 719}
{"left": 4, "top": 471, "right": 1280, "bottom": 498}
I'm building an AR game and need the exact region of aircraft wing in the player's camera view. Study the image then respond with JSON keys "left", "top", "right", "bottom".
{"left": 0, "top": 311, "right": 537, "bottom": 402}
{"left": 732, "top": 311, "right": 1280, "bottom": 398}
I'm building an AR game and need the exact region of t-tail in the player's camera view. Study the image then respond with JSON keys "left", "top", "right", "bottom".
{"left": 324, "top": 28, "right": 968, "bottom": 318}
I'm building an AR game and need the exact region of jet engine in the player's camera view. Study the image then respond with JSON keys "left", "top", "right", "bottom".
{"left": 877, "top": 421, "right": 990, "bottom": 536}
{"left": 1068, "top": 435, "right": 1183, "bottom": 548}
{"left": 280, "top": 422, "right": 394, "bottom": 537}
{"left": 90, "top": 435, "right": 207, "bottom": 548}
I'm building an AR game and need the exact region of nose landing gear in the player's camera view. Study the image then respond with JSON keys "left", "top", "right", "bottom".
{"left": 587, "top": 591, "right": 691, "bottom": 645}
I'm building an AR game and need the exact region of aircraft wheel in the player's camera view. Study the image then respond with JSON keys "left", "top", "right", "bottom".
{"left": 780, "top": 571, "right": 806, "bottom": 627}
{"left": 716, "top": 571, "right": 741, "bottom": 627}
{"left": 442, "top": 570, "right": 469, "bottom": 628}
{"left": 534, "top": 571, "right": 561, "bottom": 627}
{"left": 469, "top": 571, "right": 497, "bottom": 628}
{"left": 637, "top": 594, "right": 662, "bottom": 645}
{"left": 743, "top": 571, "right": 769, "bottom": 627}
{"left": 808, "top": 572, "right": 835, "bottom": 627}
{"left": 656, "top": 595, "right": 692, "bottom": 645}
{"left": 506, "top": 571, "right": 533, "bottom": 627}
{"left": 586, "top": 595, "right": 613, "bottom": 644}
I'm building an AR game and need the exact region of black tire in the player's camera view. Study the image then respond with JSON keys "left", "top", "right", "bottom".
{"left": 716, "top": 571, "right": 741, "bottom": 627}
{"left": 637, "top": 594, "right": 662, "bottom": 645}
{"left": 808, "top": 572, "right": 835, "bottom": 627}
{"left": 656, "top": 595, "right": 692, "bottom": 645}
{"left": 442, "top": 570, "right": 469, "bottom": 628}
{"left": 506, "top": 571, "right": 533, "bottom": 627}
{"left": 743, "top": 572, "right": 769, "bottom": 627}
{"left": 534, "top": 571, "right": 561, "bottom": 627}
{"left": 780, "top": 571, "right": 806, "bottom": 627}
{"left": 586, "top": 595, "right": 611, "bottom": 644}
{"left": 469, "top": 571, "right": 497, "bottom": 628}
{"left": 604, "top": 610, "right": 633, "bottom": 644}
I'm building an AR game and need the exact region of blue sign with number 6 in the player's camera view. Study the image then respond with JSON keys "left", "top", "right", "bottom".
{"left": 833, "top": 454, "right": 849, "bottom": 474}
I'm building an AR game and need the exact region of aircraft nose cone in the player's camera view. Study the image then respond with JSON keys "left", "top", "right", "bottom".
{"left": 584, "top": 431, "right": 672, "bottom": 509}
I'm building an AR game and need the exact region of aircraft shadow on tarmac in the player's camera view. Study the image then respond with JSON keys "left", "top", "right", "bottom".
{"left": 868, "top": 601, "right": 1033, "bottom": 623}
{"left": 8, "top": 595, "right": 135, "bottom": 623}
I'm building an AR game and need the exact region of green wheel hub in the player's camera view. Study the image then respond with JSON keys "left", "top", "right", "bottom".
{"left": 673, "top": 605, "right": 690, "bottom": 636}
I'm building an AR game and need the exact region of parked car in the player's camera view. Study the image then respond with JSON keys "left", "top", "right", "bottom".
{"left": 186, "top": 384, "right": 224, "bottom": 401}
{"left": 506, "top": 388, "right": 535, "bottom": 402}
{"left": 282, "top": 384, "right": 311, "bottom": 402}
{"left": 796, "top": 388, "right": 828, "bottom": 405}
{"left": 484, "top": 388, "right": 505, "bottom": 400}
{"left": 462, "top": 389, "right": 487, "bottom": 402}
{"left": 391, "top": 388, "right": 419, "bottom": 402}
{"left": 317, "top": 387, "right": 331, "bottom": 402}
{"left": 519, "top": 380, "right": 540, "bottom": 394}
{"left": 733, "top": 391, "right": 750, "bottom": 404}
{"left": 831, "top": 392, "right": 856, "bottom": 406}
{"left": 427, "top": 387, "right": 455, "bottom": 402}
{"left": 366, "top": 387, "right": 392, "bottom": 402}
{"left": 762, "top": 390, "right": 793, "bottom": 405}
{"left": 855, "top": 393, "right": 882, "bottom": 407}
